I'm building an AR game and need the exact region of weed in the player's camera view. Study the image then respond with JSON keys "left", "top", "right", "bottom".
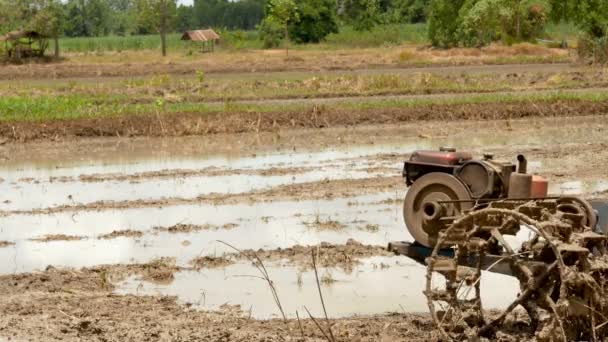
{"left": 196, "top": 70, "right": 206, "bottom": 84}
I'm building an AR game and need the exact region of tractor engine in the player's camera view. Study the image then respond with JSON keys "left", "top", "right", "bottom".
{"left": 401, "top": 148, "right": 568, "bottom": 247}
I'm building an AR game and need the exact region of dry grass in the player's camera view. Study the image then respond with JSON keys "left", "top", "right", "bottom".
{"left": 1, "top": 43, "right": 572, "bottom": 80}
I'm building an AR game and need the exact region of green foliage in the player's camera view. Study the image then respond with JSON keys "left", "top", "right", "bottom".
{"left": 259, "top": 0, "right": 298, "bottom": 50}
{"left": 387, "top": 0, "right": 431, "bottom": 23}
{"left": 288, "top": 0, "right": 338, "bottom": 43}
{"left": 258, "top": 18, "right": 284, "bottom": 48}
{"left": 429, "top": 0, "right": 550, "bottom": 47}
{"left": 428, "top": 0, "right": 466, "bottom": 48}
{"left": 571, "top": 0, "right": 608, "bottom": 39}
{"left": 324, "top": 23, "right": 427, "bottom": 47}
{"left": 134, "top": 0, "right": 177, "bottom": 35}
{"left": 193, "top": 0, "right": 265, "bottom": 31}
{"left": 64, "top": 0, "right": 112, "bottom": 37}
{"left": 341, "top": 0, "right": 381, "bottom": 31}
{"left": 26, "top": 0, "right": 65, "bottom": 38}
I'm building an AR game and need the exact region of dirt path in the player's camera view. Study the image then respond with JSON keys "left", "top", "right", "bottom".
{"left": 3, "top": 62, "right": 578, "bottom": 84}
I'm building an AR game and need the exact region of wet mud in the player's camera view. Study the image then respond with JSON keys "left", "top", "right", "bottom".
{"left": 2, "top": 112, "right": 608, "bottom": 340}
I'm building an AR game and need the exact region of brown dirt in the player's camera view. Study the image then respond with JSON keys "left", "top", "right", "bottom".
{"left": 97, "top": 230, "right": 144, "bottom": 240}
{"left": 2, "top": 99, "right": 608, "bottom": 143}
{"left": 0, "top": 247, "right": 440, "bottom": 342}
{"left": 29, "top": 234, "right": 85, "bottom": 242}
{"left": 0, "top": 241, "right": 15, "bottom": 248}
{"left": 189, "top": 255, "right": 234, "bottom": 269}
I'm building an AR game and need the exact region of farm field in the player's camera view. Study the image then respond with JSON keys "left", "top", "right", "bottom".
{"left": 1, "top": 114, "right": 608, "bottom": 340}
{"left": 0, "top": 42, "right": 572, "bottom": 80}
{"left": 2, "top": 41, "right": 608, "bottom": 340}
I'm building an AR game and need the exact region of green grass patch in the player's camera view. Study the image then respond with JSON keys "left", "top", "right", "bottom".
{"left": 321, "top": 24, "right": 428, "bottom": 48}
{"left": 2, "top": 90, "right": 606, "bottom": 122}
{"left": 59, "top": 30, "right": 262, "bottom": 53}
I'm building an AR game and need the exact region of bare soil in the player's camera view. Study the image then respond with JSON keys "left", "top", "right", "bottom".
{"left": 2, "top": 99, "right": 607, "bottom": 143}
{"left": 0, "top": 241, "right": 443, "bottom": 342}
{"left": 0, "top": 268, "right": 438, "bottom": 342}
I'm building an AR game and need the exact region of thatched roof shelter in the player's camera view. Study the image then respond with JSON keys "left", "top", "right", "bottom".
{"left": 181, "top": 29, "right": 220, "bottom": 53}
{"left": 181, "top": 29, "right": 220, "bottom": 42}
{"left": 0, "top": 30, "right": 47, "bottom": 42}
{"left": 1, "top": 30, "right": 49, "bottom": 59}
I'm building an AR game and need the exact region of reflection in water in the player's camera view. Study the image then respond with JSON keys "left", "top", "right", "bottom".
{"left": 116, "top": 257, "right": 519, "bottom": 319}
{"left": 0, "top": 193, "right": 407, "bottom": 274}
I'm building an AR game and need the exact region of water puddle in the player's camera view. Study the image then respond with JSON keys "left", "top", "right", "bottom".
{"left": 0, "top": 193, "right": 407, "bottom": 274}
{"left": 115, "top": 256, "right": 519, "bottom": 319}
{"left": 1, "top": 167, "right": 386, "bottom": 211}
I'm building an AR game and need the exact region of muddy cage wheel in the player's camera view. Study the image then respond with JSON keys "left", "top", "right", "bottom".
{"left": 424, "top": 208, "right": 572, "bottom": 341}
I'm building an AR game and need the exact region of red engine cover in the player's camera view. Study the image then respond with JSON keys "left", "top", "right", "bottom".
{"left": 410, "top": 150, "right": 473, "bottom": 166}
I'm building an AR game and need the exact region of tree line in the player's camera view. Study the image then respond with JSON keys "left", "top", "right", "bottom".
{"left": 1, "top": 0, "right": 607, "bottom": 58}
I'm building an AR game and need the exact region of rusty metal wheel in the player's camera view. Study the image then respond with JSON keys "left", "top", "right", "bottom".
{"left": 403, "top": 172, "right": 472, "bottom": 247}
{"left": 556, "top": 196, "right": 598, "bottom": 231}
{"left": 425, "top": 208, "right": 569, "bottom": 341}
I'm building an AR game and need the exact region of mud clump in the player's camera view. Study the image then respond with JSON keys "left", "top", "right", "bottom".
{"left": 0, "top": 241, "right": 15, "bottom": 248}
{"left": 190, "top": 256, "right": 234, "bottom": 269}
{"left": 127, "top": 257, "right": 181, "bottom": 284}
{"left": 303, "top": 217, "right": 347, "bottom": 230}
{"left": 29, "top": 234, "right": 85, "bottom": 242}
{"left": 241, "top": 239, "right": 392, "bottom": 271}
{"left": 98, "top": 229, "right": 143, "bottom": 240}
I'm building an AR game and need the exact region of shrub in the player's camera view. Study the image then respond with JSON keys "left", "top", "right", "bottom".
{"left": 258, "top": 19, "right": 284, "bottom": 48}
{"left": 578, "top": 35, "right": 608, "bottom": 64}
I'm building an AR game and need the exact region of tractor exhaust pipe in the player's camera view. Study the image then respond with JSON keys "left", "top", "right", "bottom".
{"left": 517, "top": 154, "right": 527, "bottom": 174}
{"left": 509, "top": 155, "right": 532, "bottom": 198}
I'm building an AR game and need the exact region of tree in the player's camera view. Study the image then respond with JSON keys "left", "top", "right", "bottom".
{"left": 0, "top": 0, "right": 25, "bottom": 34}
{"left": 176, "top": 5, "right": 196, "bottom": 32}
{"left": 63, "top": 0, "right": 112, "bottom": 37}
{"left": 262, "top": 0, "right": 298, "bottom": 56}
{"left": 428, "top": 0, "right": 550, "bottom": 47}
{"left": 27, "top": 0, "right": 65, "bottom": 57}
{"left": 107, "top": 0, "right": 137, "bottom": 35}
{"left": 289, "top": 0, "right": 338, "bottom": 43}
{"left": 389, "top": 0, "right": 430, "bottom": 23}
{"left": 570, "top": 0, "right": 608, "bottom": 38}
{"left": 341, "top": 0, "right": 381, "bottom": 31}
{"left": 428, "top": 0, "right": 466, "bottom": 47}
{"left": 135, "top": 0, "right": 177, "bottom": 56}
{"left": 567, "top": 0, "right": 608, "bottom": 62}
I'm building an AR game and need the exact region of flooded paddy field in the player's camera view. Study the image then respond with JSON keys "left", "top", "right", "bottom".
{"left": 1, "top": 115, "right": 608, "bottom": 341}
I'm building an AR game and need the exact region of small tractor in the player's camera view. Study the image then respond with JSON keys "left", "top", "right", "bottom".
{"left": 389, "top": 148, "right": 608, "bottom": 341}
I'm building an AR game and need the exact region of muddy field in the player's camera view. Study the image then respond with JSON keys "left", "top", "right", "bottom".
{"left": 0, "top": 110, "right": 607, "bottom": 341}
